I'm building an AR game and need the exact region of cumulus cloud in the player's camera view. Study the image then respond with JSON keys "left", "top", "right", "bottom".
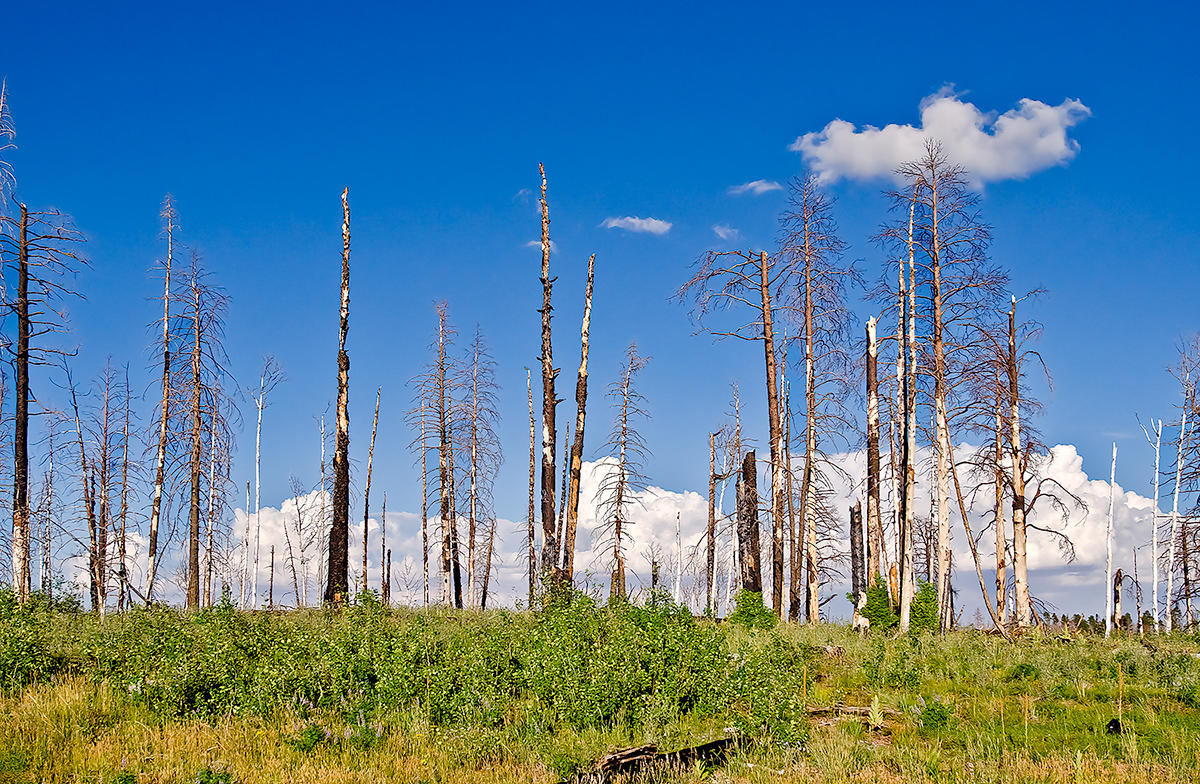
{"left": 712, "top": 224, "right": 739, "bottom": 241}
{"left": 727, "top": 179, "right": 783, "bottom": 196}
{"left": 791, "top": 87, "right": 1091, "bottom": 187}
{"left": 601, "top": 216, "right": 672, "bottom": 235}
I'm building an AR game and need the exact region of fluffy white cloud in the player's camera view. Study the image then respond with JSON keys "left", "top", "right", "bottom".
{"left": 727, "top": 179, "right": 783, "bottom": 196}
{"left": 601, "top": 216, "right": 672, "bottom": 235}
{"left": 712, "top": 224, "right": 739, "bottom": 241}
{"left": 791, "top": 87, "right": 1091, "bottom": 187}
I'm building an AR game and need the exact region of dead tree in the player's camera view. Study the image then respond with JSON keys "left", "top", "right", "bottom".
{"left": 361, "top": 386, "right": 380, "bottom": 594}
{"left": 2, "top": 200, "right": 85, "bottom": 602}
{"left": 677, "top": 249, "right": 789, "bottom": 615}
{"left": 563, "top": 253, "right": 596, "bottom": 580}
{"left": 1106, "top": 442, "right": 1117, "bottom": 637}
{"left": 597, "top": 344, "right": 651, "bottom": 600}
{"left": 145, "top": 196, "right": 176, "bottom": 603}
{"left": 778, "top": 174, "right": 856, "bottom": 623}
{"left": 249, "top": 356, "right": 284, "bottom": 608}
{"left": 325, "top": 187, "right": 351, "bottom": 605}
{"left": 537, "top": 163, "right": 560, "bottom": 575}
{"left": 1166, "top": 348, "right": 1196, "bottom": 632}
{"left": 735, "top": 449, "right": 762, "bottom": 594}
{"left": 463, "top": 327, "right": 501, "bottom": 607}
{"left": 526, "top": 367, "right": 536, "bottom": 604}
{"left": 865, "top": 318, "right": 885, "bottom": 581}
{"left": 380, "top": 493, "right": 388, "bottom": 605}
{"left": 1139, "top": 416, "right": 1163, "bottom": 633}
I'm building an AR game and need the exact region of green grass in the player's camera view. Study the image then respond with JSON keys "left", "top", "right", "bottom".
{"left": 3, "top": 587, "right": 1200, "bottom": 783}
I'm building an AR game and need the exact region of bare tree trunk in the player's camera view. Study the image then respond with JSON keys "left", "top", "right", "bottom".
{"left": 419, "top": 404, "right": 429, "bottom": 607}
{"left": 1008, "top": 297, "right": 1032, "bottom": 627}
{"left": 69, "top": 379, "right": 100, "bottom": 614}
{"left": 555, "top": 425, "right": 568, "bottom": 571}
{"left": 362, "top": 387, "right": 380, "bottom": 594}
{"left": 1145, "top": 419, "right": 1162, "bottom": 632}
{"left": 204, "top": 409, "right": 217, "bottom": 607}
{"left": 1167, "top": 381, "right": 1190, "bottom": 633}
{"left": 736, "top": 450, "right": 762, "bottom": 594}
{"left": 865, "top": 318, "right": 884, "bottom": 583}
{"left": 564, "top": 253, "right": 595, "bottom": 580}
{"left": 268, "top": 545, "right": 275, "bottom": 610}
{"left": 784, "top": 379, "right": 801, "bottom": 621}
{"left": 252, "top": 378, "right": 264, "bottom": 609}
{"left": 380, "top": 494, "right": 388, "bottom": 605}
{"left": 849, "top": 499, "right": 866, "bottom": 620}
{"left": 756, "top": 252, "right": 786, "bottom": 617}
{"left": 1106, "top": 442, "right": 1117, "bottom": 637}
{"left": 326, "top": 187, "right": 351, "bottom": 605}
{"left": 11, "top": 204, "right": 30, "bottom": 601}
{"left": 146, "top": 199, "right": 175, "bottom": 603}
{"left": 994, "top": 397, "right": 1008, "bottom": 627}
{"left": 537, "top": 163, "right": 559, "bottom": 574}
{"left": 706, "top": 431, "right": 716, "bottom": 613}
{"left": 527, "top": 368, "right": 536, "bottom": 604}
{"left": 187, "top": 283, "right": 203, "bottom": 609}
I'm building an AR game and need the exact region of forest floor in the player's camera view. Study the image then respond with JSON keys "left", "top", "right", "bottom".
{"left": 3, "top": 591, "right": 1200, "bottom": 783}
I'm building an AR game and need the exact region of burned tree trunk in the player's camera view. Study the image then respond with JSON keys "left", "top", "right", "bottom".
{"left": 537, "top": 164, "right": 559, "bottom": 575}
{"left": 865, "top": 318, "right": 884, "bottom": 582}
{"left": 527, "top": 368, "right": 537, "bottom": 604}
{"left": 757, "top": 251, "right": 787, "bottom": 617}
{"left": 146, "top": 199, "right": 175, "bottom": 603}
{"left": 736, "top": 450, "right": 762, "bottom": 594}
{"left": 849, "top": 499, "right": 866, "bottom": 616}
{"left": 563, "top": 253, "right": 595, "bottom": 580}
{"left": 12, "top": 204, "right": 30, "bottom": 600}
{"left": 706, "top": 431, "right": 717, "bottom": 613}
{"left": 380, "top": 494, "right": 388, "bottom": 604}
{"left": 186, "top": 269, "right": 204, "bottom": 609}
{"left": 325, "top": 187, "right": 352, "bottom": 605}
{"left": 362, "top": 387, "right": 380, "bottom": 594}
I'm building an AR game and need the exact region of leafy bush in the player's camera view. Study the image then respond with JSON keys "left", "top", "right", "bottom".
{"left": 729, "top": 590, "right": 776, "bottom": 630}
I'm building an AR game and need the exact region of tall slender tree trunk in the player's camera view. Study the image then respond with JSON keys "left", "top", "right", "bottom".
{"left": 118, "top": 369, "right": 130, "bottom": 610}
{"left": 1167, "top": 382, "right": 1190, "bottom": 632}
{"left": 929, "top": 183, "right": 953, "bottom": 633}
{"left": 755, "top": 251, "right": 786, "bottom": 617}
{"left": 1149, "top": 419, "right": 1162, "bottom": 632}
{"left": 362, "top": 387, "right": 380, "bottom": 594}
{"left": 564, "top": 253, "right": 595, "bottom": 580}
{"left": 537, "top": 164, "right": 559, "bottom": 574}
{"left": 146, "top": 200, "right": 174, "bottom": 603}
{"left": 1008, "top": 297, "right": 1032, "bottom": 627}
{"left": 706, "top": 432, "right": 717, "bottom": 613}
{"left": 11, "top": 204, "right": 30, "bottom": 601}
{"left": 527, "top": 369, "right": 537, "bottom": 604}
{"left": 898, "top": 185, "right": 920, "bottom": 631}
{"left": 1106, "top": 442, "right": 1117, "bottom": 637}
{"left": 785, "top": 379, "right": 801, "bottom": 621}
{"left": 866, "top": 318, "right": 884, "bottom": 583}
{"left": 187, "top": 286, "right": 203, "bottom": 609}
{"left": 994, "top": 397, "right": 1008, "bottom": 626}
{"left": 252, "top": 377, "right": 265, "bottom": 609}
{"left": 380, "top": 494, "right": 388, "bottom": 604}
{"left": 204, "top": 405, "right": 218, "bottom": 607}
{"left": 326, "top": 187, "right": 351, "bottom": 604}
{"left": 420, "top": 405, "right": 429, "bottom": 606}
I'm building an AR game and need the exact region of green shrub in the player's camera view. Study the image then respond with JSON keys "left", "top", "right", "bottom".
{"left": 729, "top": 590, "right": 776, "bottom": 630}
{"left": 861, "top": 580, "right": 897, "bottom": 632}
{"left": 910, "top": 581, "right": 938, "bottom": 635}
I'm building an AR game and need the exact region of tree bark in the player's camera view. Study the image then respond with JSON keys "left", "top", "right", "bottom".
{"left": 1167, "top": 381, "right": 1190, "bottom": 633}
{"left": 706, "top": 432, "right": 716, "bottom": 613}
{"left": 146, "top": 199, "right": 174, "bottom": 603}
{"left": 736, "top": 450, "right": 762, "bottom": 594}
{"left": 849, "top": 499, "right": 866, "bottom": 616}
{"left": 1106, "top": 442, "right": 1117, "bottom": 637}
{"left": 187, "top": 280, "right": 203, "bottom": 609}
{"left": 538, "top": 163, "right": 559, "bottom": 575}
{"left": 1008, "top": 297, "right": 1032, "bottom": 627}
{"left": 11, "top": 204, "right": 30, "bottom": 601}
{"left": 527, "top": 368, "right": 537, "bottom": 604}
{"left": 753, "top": 251, "right": 786, "bottom": 617}
{"left": 564, "top": 253, "right": 595, "bottom": 580}
{"left": 325, "top": 187, "right": 351, "bottom": 604}
{"left": 994, "top": 397, "right": 1008, "bottom": 627}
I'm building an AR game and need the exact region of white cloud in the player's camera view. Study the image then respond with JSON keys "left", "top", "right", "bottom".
{"left": 791, "top": 87, "right": 1091, "bottom": 187}
{"left": 601, "top": 216, "right": 672, "bottom": 235}
{"left": 524, "top": 239, "right": 558, "bottom": 253}
{"left": 727, "top": 179, "right": 783, "bottom": 196}
{"left": 712, "top": 224, "right": 739, "bottom": 241}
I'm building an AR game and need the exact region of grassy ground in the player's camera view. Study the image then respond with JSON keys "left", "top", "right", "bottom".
{"left": 3, "top": 591, "right": 1200, "bottom": 783}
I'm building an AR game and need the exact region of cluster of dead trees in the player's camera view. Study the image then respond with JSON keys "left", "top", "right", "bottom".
{"left": 681, "top": 143, "right": 1091, "bottom": 633}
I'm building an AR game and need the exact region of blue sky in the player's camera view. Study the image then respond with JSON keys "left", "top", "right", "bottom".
{"left": 3, "top": 3, "right": 1197, "bottom": 610}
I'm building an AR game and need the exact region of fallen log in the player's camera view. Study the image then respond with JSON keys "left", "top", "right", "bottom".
{"left": 566, "top": 736, "right": 738, "bottom": 783}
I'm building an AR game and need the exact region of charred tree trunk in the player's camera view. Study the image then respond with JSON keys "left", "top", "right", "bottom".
{"left": 736, "top": 450, "right": 762, "bottom": 595}
{"left": 564, "top": 253, "right": 595, "bottom": 580}
{"left": 187, "top": 283, "right": 204, "bottom": 609}
{"left": 850, "top": 499, "right": 866, "bottom": 616}
{"left": 706, "top": 431, "right": 717, "bottom": 613}
{"left": 11, "top": 204, "right": 30, "bottom": 601}
{"left": 326, "top": 187, "right": 352, "bottom": 605}
{"left": 527, "top": 368, "right": 537, "bottom": 604}
{"left": 537, "top": 164, "right": 559, "bottom": 575}
{"left": 380, "top": 494, "right": 388, "bottom": 604}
